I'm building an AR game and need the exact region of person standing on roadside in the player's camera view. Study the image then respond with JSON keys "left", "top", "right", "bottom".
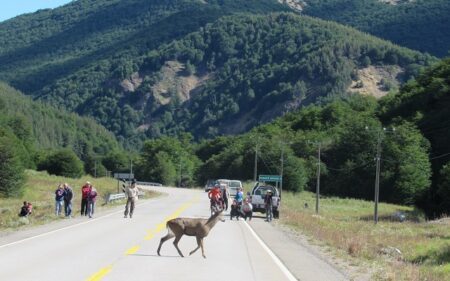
{"left": 124, "top": 179, "right": 139, "bottom": 218}
{"left": 221, "top": 184, "right": 230, "bottom": 211}
{"left": 264, "top": 190, "right": 273, "bottom": 222}
{"left": 55, "top": 184, "right": 65, "bottom": 216}
{"left": 87, "top": 186, "right": 98, "bottom": 218}
{"left": 81, "top": 181, "right": 92, "bottom": 216}
{"left": 63, "top": 183, "right": 73, "bottom": 218}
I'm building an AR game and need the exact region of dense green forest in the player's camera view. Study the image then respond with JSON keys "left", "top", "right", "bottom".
{"left": 133, "top": 59, "right": 450, "bottom": 216}
{"left": 0, "top": 82, "right": 129, "bottom": 196}
{"left": 135, "top": 94, "right": 432, "bottom": 209}
{"left": 299, "top": 0, "right": 450, "bottom": 57}
{"left": 133, "top": 13, "right": 434, "bottom": 139}
{"left": 0, "top": 0, "right": 286, "bottom": 94}
{"left": 0, "top": 0, "right": 438, "bottom": 146}
{"left": 0, "top": 0, "right": 449, "bottom": 217}
{"left": 10, "top": 12, "right": 435, "bottom": 143}
{"left": 0, "top": 83, "right": 120, "bottom": 155}
{"left": 378, "top": 58, "right": 450, "bottom": 216}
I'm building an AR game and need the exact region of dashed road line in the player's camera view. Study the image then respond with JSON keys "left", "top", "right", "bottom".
{"left": 85, "top": 195, "right": 199, "bottom": 281}
{"left": 85, "top": 265, "right": 113, "bottom": 281}
{"left": 125, "top": 246, "right": 140, "bottom": 255}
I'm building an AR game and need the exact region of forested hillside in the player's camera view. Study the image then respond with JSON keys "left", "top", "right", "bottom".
{"left": 0, "top": 82, "right": 126, "bottom": 196}
{"left": 0, "top": 83, "right": 120, "bottom": 155}
{"left": 294, "top": 0, "right": 450, "bottom": 57}
{"left": 378, "top": 58, "right": 450, "bottom": 216}
{"left": 0, "top": 0, "right": 286, "bottom": 96}
{"left": 128, "top": 13, "right": 434, "bottom": 139}
{"left": 0, "top": 0, "right": 437, "bottom": 145}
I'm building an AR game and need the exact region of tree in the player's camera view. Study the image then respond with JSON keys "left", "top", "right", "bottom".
{"left": 437, "top": 162, "right": 450, "bottom": 212}
{"left": 154, "top": 151, "right": 177, "bottom": 186}
{"left": 0, "top": 136, "right": 25, "bottom": 197}
{"left": 283, "top": 155, "right": 308, "bottom": 192}
{"left": 102, "top": 151, "right": 129, "bottom": 173}
{"left": 39, "top": 149, "right": 84, "bottom": 178}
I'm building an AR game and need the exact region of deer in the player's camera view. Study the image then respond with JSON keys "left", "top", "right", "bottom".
{"left": 157, "top": 210, "right": 224, "bottom": 258}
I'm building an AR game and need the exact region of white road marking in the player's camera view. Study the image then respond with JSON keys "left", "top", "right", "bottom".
{"left": 243, "top": 221, "right": 298, "bottom": 281}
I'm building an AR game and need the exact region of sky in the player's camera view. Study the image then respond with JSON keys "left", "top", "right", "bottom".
{"left": 0, "top": 0, "right": 73, "bottom": 22}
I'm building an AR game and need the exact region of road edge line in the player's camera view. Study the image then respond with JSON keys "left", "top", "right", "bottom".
{"left": 243, "top": 221, "right": 298, "bottom": 281}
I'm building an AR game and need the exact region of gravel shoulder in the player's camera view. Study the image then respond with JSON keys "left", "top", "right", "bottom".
{"left": 247, "top": 217, "right": 373, "bottom": 281}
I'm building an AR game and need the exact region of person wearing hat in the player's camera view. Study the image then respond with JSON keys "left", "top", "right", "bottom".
{"left": 81, "top": 181, "right": 92, "bottom": 216}
{"left": 264, "top": 189, "right": 274, "bottom": 222}
{"left": 124, "top": 179, "right": 139, "bottom": 218}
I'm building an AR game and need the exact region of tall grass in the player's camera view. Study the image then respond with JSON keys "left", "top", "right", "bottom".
{"left": 281, "top": 191, "right": 450, "bottom": 280}
{"left": 0, "top": 170, "right": 156, "bottom": 231}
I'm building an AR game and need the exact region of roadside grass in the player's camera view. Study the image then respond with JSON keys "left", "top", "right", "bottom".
{"left": 281, "top": 191, "right": 450, "bottom": 280}
{"left": 0, "top": 170, "right": 158, "bottom": 232}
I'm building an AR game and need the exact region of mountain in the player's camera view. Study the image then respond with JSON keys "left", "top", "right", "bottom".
{"left": 0, "top": 82, "right": 121, "bottom": 157}
{"left": 0, "top": 1, "right": 436, "bottom": 143}
{"left": 120, "top": 13, "right": 435, "bottom": 138}
{"left": 0, "top": 0, "right": 286, "bottom": 94}
{"left": 282, "top": 0, "right": 450, "bottom": 57}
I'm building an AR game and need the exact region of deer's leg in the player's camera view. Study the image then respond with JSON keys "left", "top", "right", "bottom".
{"left": 200, "top": 238, "right": 206, "bottom": 259}
{"left": 157, "top": 232, "right": 175, "bottom": 256}
{"left": 173, "top": 234, "right": 184, "bottom": 257}
{"left": 189, "top": 236, "right": 201, "bottom": 256}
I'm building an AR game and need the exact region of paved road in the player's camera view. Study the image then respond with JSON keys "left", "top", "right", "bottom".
{"left": 0, "top": 186, "right": 347, "bottom": 281}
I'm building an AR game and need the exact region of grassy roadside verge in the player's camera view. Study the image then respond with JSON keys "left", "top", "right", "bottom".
{"left": 280, "top": 191, "right": 450, "bottom": 281}
{"left": 0, "top": 170, "right": 159, "bottom": 232}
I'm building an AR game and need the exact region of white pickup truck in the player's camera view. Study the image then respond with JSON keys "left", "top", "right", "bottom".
{"left": 250, "top": 182, "right": 280, "bottom": 218}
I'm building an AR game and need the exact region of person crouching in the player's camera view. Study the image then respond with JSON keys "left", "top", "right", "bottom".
{"left": 242, "top": 198, "right": 253, "bottom": 221}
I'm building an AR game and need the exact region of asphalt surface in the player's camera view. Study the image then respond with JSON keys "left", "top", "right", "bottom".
{"left": 0, "top": 186, "right": 348, "bottom": 281}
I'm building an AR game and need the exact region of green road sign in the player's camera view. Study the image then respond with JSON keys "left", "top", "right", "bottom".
{"left": 259, "top": 175, "right": 282, "bottom": 182}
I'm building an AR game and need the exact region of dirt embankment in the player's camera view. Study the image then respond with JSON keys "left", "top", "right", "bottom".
{"left": 348, "top": 65, "right": 403, "bottom": 98}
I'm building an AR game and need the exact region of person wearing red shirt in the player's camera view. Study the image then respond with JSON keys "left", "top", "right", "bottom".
{"left": 81, "top": 182, "right": 92, "bottom": 216}
{"left": 208, "top": 184, "right": 222, "bottom": 214}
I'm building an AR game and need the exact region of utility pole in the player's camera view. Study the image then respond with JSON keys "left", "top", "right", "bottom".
{"left": 254, "top": 143, "right": 258, "bottom": 182}
{"left": 280, "top": 145, "right": 284, "bottom": 197}
{"left": 179, "top": 156, "right": 182, "bottom": 188}
{"left": 366, "top": 126, "right": 395, "bottom": 224}
{"left": 308, "top": 140, "right": 322, "bottom": 214}
{"left": 316, "top": 142, "right": 321, "bottom": 214}
{"left": 94, "top": 160, "right": 97, "bottom": 178}
{"left": 374, "top": 130, "right": 382, "bottom": 224}
{"left": 129, "top": 159, "right": 133, "bottom": 186}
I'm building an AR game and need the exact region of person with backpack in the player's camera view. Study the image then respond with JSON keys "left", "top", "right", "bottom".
{"left": 63, "top": 183, "right": 73, "bottom": 218}
{"left": 81, "top": 182, "right": 92, "bottom": 216}
{"left": 54, "top": 184, "right": 65, "bottom": 216}
{"left": 87, "top": 187, "right": 98, "bottom": 218}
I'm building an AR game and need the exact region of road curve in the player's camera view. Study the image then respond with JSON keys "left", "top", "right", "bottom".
{"left": 0, "top": 186, "right": 347, "bottom": 281}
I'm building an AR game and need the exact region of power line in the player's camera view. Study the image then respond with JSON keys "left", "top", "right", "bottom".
{"left": 430, "top": 152, "right": 450, "bottom": 160}
{"left": 326, "top": 160, "right": 373, "bottom": 171}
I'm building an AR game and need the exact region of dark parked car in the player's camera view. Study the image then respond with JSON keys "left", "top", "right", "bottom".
{"left": 204, "top": 179, "right": 218, "bottom": 192}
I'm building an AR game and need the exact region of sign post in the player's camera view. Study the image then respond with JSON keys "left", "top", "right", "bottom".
{"left": 114, "top": 173, "right": 134, "bottom": 193}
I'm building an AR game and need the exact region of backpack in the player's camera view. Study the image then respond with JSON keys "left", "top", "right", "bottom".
{"left": 64, "top": 188, "right": 73, "bottom": 201}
